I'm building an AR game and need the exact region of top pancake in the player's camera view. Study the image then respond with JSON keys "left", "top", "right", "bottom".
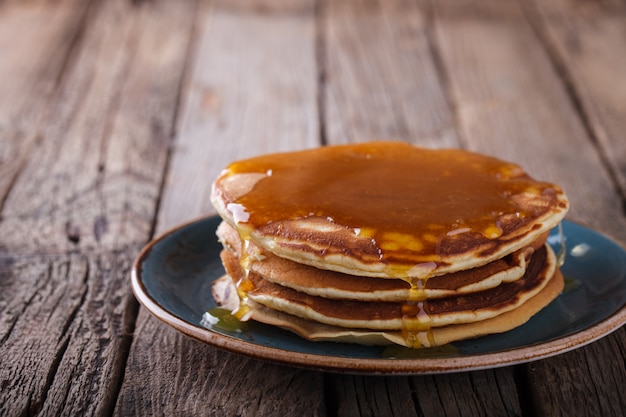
{"left": 211, "top": 142, "right": 569, "bottom": 279}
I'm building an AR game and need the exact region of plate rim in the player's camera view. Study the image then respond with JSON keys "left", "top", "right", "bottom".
{"left": 131, "top": 216, "right": 626, "bottom": 375}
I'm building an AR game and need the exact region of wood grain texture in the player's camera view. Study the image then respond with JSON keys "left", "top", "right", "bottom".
{"left": 0, "top": 0, "right": 194, "bottom": 254}
{"left": 0, "top": 0, "right": 195, "bottom": 415}
{"left": 115, "top": 1, "right": 325, "bottom": 416}
{"left": 0, "top": 0, "right": 90, "bottom": 129}
{"left": 524, "top": 331, "right": 626, "bottom": 417}
{"left": 325, "top": 368, "right": 522, "bottom": 417}
{"left": 118, "top": 314, "right": 325, "bottom": 416}
{"left": 0, "top": 0, "right": 91, "bottom": 214}
{"left": 327, "top": 375, "right": 420, "bottom": 417}
{"left": 412, "top": 369, "right": 522, "bottom": 417}
{"left": 518, "top": 1, "right": 626, "bottom": 414}
{"left": 528, "top": 0, "right": 626, "bottom": 207}
{"left": 322, "top": 0, "right": 459, "bottom": 147}
{"left": 0, "top": 250, "right": 139, "bottom": 416}
{"left": 1, "top": 254, "right": 89, "bottom": 416}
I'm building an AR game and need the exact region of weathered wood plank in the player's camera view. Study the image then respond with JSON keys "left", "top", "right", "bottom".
{"left": 325, "top": 367, "right": 522, "bottom": 417}
{"left": 327, "top": 375, "right": 419, "bottom": 417}
{"left": 1, "top": 254, "right": 89, "bottom": 416}
{"left": 0, "top": 0, "right": 193, "bottom": 254}
{"left": 115, "top": 1, "right": 325, "bottom": 416}
{"left": 527, "top": 0, "right": 626, "bottom": 214}
{"left": 323, "top": 0, "right": 458, "bottom": 147}
{"left": 0, "top": 250, "right": 141, "bottom": 416}
{"left": 432, "top": 0, "right": 626, "bottom": 415}
{"left": 412, "top": 369, "right": 522, "bottom": 417}
{"left": 0, "top": 0, "right": 196, "bottom": 415}
{"left": 524, "top": 331, "right": 626, "bottom": 417}
{"left": 214, "top": 0, "right": 314, "bottom": 14}
{"left": 0, "top": 0, "right": 91, "bottom": 212}
{"left": 0, "top": 0, "right": 91, "bottom": 127}
{"left": 119, "top": 318, "right": 325, "bottom": 416}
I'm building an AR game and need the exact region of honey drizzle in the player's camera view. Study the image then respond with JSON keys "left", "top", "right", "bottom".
{"left": 223, "top": 142, "right": 561, "bottom": 273}
{"left": 402, "top": 277, "right": 435, "bottom": 348}
{"left": 392, "top": 262, "right": 437, "bottom": 347}
{"left": 232, "top": 228, "right": 254, "bottom": 320}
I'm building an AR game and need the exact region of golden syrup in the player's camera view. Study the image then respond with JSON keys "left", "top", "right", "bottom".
{"left": 221, "top": 142, "right": 563, "bottom": 270}
{"left": 204, "top": 307, "right": 248, "bottom": 332}
{"left": 562, "top": 275, "right": 581, "bottom": 293}
{"left": 401, "top": 277, "right": 435, "bottom": 348}
{"left": 232, "top": 227, "right": 255, "bottom": 320}
{"left": 232, "top": 277, "right": 253, "bottom": 320}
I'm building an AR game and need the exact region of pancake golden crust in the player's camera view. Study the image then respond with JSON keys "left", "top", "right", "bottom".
{"left": 211, "top": 142, "right": 569, "bottom": 279}
{"left": 211, "top": 268, "right": 564, "bottom": 347}
{"left": 222, "top": 244, "right": 556, "bottom": 330}
{"left": 218, "top": 223, "right": 548, "bottom": 301}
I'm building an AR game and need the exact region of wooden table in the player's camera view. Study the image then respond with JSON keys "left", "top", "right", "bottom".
{"left": 1, "top": 0, "right": 625, "bottom": 415}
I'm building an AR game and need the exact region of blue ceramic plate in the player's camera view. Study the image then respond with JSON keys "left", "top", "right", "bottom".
{"left": 132, "top": 216, "right": 626, "bottom": 374}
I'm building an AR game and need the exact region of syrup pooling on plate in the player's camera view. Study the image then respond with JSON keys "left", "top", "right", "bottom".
{"left": 222, "top": 142, "right": 564, "bottom": 269}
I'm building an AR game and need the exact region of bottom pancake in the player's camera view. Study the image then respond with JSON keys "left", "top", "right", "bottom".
{"left": 211, "top": 269, "right": 564, "bottom": 347}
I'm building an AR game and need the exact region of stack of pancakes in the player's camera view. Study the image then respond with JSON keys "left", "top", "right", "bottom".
{"left": 210, "top": 142, "right": 569, "bottom": 348}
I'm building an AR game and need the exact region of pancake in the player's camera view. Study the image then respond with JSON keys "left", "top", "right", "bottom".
{"left": 221, "top": 243, "right": 556, "bottom": 330}
{"left": 217, "top": 220, "right": 548, "bottom": 300}
{"left": 209, "top": 142, "right": 569, "bottom": 348}
{"left": 211, "top": 142, "right": 569, "bottom": 280}
{"left": 211, "top": 269, "right": 564, "bottom": 347}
